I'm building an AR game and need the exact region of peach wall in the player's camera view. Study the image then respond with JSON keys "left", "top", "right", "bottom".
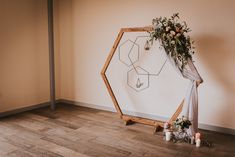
{"left": 56, "top": 0, "right": 235, "bottom": 130}
{"left": 0, "top": 0, "right": 50, "bottom": 112}
{"left": 1, "top": 0, "right": 234, "bottom": 131}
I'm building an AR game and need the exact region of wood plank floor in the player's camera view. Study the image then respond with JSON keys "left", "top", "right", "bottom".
{"left": 0, "top": 103, "right": 235, "bottom": 157}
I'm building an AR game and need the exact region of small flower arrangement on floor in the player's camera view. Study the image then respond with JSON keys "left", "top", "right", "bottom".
{"left": 163, "top": 116, "right": 192, "bottom": 142}
{"left": 171, "top": 116, "right": 192, "bottom": 143}
{"left": 163, "top": 117, "right": 212, "bottom": 147}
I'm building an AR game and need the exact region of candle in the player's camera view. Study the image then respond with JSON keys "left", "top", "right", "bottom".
{"left": 195, "top": 132, "right": 201, "bottom": 140}
{"left": 165, "top": 131, "right": 171, "bottom": 141}
{"left": 196, "top": 139, "right": 201, "bottom": 147}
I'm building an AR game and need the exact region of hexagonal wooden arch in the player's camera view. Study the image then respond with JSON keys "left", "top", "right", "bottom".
{"left": 101, "top": 26, "right": 184, "bottom": 133}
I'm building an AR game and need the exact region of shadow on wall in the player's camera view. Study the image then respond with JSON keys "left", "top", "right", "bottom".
{"left": 55, "top": 0, "right": 75, "bottom": 99}
{"left": 196, "top": 34, "right": 235, "bottom": 126}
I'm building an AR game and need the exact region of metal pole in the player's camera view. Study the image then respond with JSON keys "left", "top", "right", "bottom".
{"left": 47, "top": 0, "right": 56, "bottom": 110}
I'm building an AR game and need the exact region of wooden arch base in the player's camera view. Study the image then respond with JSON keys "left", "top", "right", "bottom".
{"left": 101, "top": 26, "right": 184, "bottom": 133}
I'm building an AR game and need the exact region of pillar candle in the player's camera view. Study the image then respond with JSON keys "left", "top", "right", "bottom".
{"left": 196, "top": 139, "right": 201, "bottom": 147}
{"left": 165, "top": 131, "right": 171, "bottom": 141}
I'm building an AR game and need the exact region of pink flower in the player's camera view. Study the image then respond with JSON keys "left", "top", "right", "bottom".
{"left": 176, "top": 27, "right": 180, "bottom": 32}
{"left": 166, "top": 27, "right": 170, "bottom": 32}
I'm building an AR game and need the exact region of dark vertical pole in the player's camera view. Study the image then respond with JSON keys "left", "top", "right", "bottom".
{"left": 48, "top": 0, "right": 56, "bottom": 110}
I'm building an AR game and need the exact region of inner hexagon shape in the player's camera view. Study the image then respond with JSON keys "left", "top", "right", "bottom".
{"left": 127, "top": 66, "right": 149, "bottom": 92}
{"left": 134, "top": 36, "right": 167, "bottom": 76}
{"left": 118, "top": 39, "right": 139, "bottom": 67}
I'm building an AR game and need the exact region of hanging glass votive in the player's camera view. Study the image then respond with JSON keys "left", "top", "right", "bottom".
{"left": 144, "top": 40, "right": 150, "bottom": 51}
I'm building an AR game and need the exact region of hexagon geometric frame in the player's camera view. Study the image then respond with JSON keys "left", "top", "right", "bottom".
{"left": 118, "top": 39, "right": 140, "bottom": 67}
{"left": 127, "top": 66, "right": 150, "bottom": 92}
{"left": 101, "top": 26, "right": 184, "bottom": 133}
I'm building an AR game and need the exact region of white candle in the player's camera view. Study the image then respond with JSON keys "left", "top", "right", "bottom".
{"left": 165, "top": 131, "right": 171, "bottom": 141}
{"left": 196, "top": 139, "right": 201, "bottom": 147}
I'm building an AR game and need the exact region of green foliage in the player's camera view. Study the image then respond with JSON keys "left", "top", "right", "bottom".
{"left": 149, "top": 13, "right": 195, "bottom": 70}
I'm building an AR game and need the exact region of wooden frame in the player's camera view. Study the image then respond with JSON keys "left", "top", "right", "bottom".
{"left": 101, "top": 26, "right": 184, "bottom": 133}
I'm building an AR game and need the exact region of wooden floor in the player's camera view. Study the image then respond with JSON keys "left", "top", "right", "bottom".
{"left": 0, "top": 103, "right": 235, "bottom": 157}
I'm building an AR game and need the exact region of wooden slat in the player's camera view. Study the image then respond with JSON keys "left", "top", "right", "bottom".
{"left": 101, "top": 30, "right": 124, "bottom": 74}
{"left": 169, "top": 99, "right": 184, "bottom": 124}
{"left": 121, "top": 26, "right": 153, "bottom": 32}
{"left": 122, "top": 115, "right": 164, "bottom": 127}
{"left": 100, "top": 29, "right": 124, "bottom": 117}
{"left": 101, "top": 74, "right": 123, "bottom": 117}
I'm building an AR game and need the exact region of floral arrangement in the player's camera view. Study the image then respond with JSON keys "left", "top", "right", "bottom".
{"left": 173, "top": 116, "right": 192, "bottom": 131}
{"left": 149, "top": 13, "right": 195, "bottom": 70}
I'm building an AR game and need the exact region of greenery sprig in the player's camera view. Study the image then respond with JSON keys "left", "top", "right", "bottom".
{"left": 149, "top": 13, "right": 195, "bottom": 70}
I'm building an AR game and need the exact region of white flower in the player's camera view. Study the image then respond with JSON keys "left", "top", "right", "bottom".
{"left": 166, "top": 27, "right": 170, "bottom": 32}
{"left": 158, "top": 23, "right": 163, "bottom": 28}
{"left": 163, "top": 22, "right": 167, "bottom": 26}
{"left": 170, "top": 30, "right": 176, "bottom": 36}
{"left": 171, "top": 41, "right": 175, "bottom": 45}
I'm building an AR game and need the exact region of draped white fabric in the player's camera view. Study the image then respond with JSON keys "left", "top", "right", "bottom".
{"left": 164, "top": 51, "right": 203, "bottom": 135}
